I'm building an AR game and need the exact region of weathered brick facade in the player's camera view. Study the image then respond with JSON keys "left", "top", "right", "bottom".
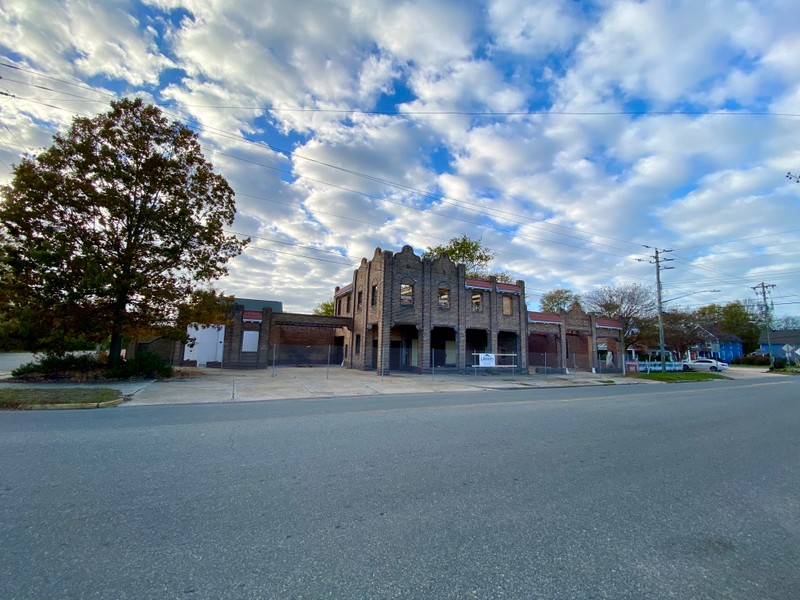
{"left": 334, "top": 246, "right": 528, "bottom": 374}
{"left": 527, "top": 303, "right": 623, "bottom": 373}
{"left": 168, "top": 247, "right": 622, "bottom": 375}
{"left": 212, "top": 306, "right": 351, "bottom": 368}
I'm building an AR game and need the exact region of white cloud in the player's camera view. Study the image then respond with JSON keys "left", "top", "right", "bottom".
{"left": 3, "top": 0, "right": 800, "bottom": 316}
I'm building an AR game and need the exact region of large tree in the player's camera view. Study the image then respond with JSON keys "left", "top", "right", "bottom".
{"left": 583, "top": 282, "right": 657, "bottom": 348}
{"left": 422, "top": 234, "right": 512, "bottom": 282}
{"left": 539, "top": 288, "right": 580, "bottom": 313}
{"left": 696, "top": 300, "right": 761, "bottom": 353}
{"left": 0, "top": 98, "right": 248, "bottom": 364}
{"left": 662, "top": 309, "right": 701, "bottom": 359}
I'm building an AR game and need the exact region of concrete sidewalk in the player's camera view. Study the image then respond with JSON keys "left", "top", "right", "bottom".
{"left": 125, "top": 366, "right": 646, "bottom": 406}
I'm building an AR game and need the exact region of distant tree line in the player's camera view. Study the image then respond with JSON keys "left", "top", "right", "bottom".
{"left": 538, "top": 284, "right": 780, "bottom": 356}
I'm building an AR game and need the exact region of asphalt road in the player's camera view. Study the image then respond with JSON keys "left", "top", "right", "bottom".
{"left": 2, "top": 377, "right": 798, "bottom": 599}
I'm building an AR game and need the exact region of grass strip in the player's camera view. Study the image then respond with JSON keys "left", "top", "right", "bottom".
{"left": 0, "top": 387, "right": 121, "bottom": 409}
{"left": 633, "top": 372, "right": 726, "bottom": 382}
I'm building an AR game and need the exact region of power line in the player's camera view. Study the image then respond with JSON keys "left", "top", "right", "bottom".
{"left": 3, "top": 64, "right": 800, "bottom": 302}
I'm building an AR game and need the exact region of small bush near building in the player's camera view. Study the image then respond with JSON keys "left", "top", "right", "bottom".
{"left": 771, "top": 358, "right": 788, "bottom": 370}
{"left": 108, "top": 352, "right": 173, "bottom": 379}
{"left": 12, "top": 353, "right": 101, "bottom": 378}
{"left": 731, "top": 355, "right": 771, "bottom": 366}
{"left": 11, "top": 351, "right": 172, "bottom": 380}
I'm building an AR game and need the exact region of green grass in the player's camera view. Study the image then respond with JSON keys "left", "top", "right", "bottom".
{"left": 633, "top": 371, "right": 727, "bottom": 382}
{"left": 0, "top": 387, "right": 121, "bottom": 409}
{"left": 771, "top": 366, "right": 800, "bottom": 375}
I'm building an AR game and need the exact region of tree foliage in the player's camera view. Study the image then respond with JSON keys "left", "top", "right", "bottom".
{"left": 695, "top": 300, "right": 761, "bottom": 353}
{"left": 313, "top": 298, "right": 335, "bottom": 316}
{"left": 539, "top": 288, "right": 580, "bottom": 313}
{"left": 774, "top": 315, "right": 800, "bottom": 330}
{"left": 0, "top": 98, "right": 248, "bottom": 364}
{"left": 583, "top": 282, "right": 657, "bottom": 347}
{"left": 662, "top": 309, "right": 701, "bottom": 358}
{"left": 422, "top": 234, "right": 512, "bottom": 281}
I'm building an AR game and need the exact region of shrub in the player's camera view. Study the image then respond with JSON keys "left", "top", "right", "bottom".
{"left": 107, "top": 351, "right": 173, "bottom": 379}
{"left": 731, "top": 355, "right": 771, "bottom": 366}
{"left": 771, "top": 357, "right": 788, "bottom": 370}
{"left": 12, "top": 352, "right": 102, "bottom": 377}
{"left": 11, "top": 350, "right": 172, "bottom": 379}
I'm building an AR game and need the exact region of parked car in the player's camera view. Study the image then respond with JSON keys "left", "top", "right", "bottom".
{"left": 682, "top": 358, "right": 729, "bottom": 372}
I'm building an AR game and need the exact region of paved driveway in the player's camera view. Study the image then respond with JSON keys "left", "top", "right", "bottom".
{"left": 722, "top": 365, "right": 774, "bottom": 379}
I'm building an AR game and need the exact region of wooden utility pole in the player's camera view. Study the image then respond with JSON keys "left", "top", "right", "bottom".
{"left": 752, "top": 282, "right": 775, "bottom": 367}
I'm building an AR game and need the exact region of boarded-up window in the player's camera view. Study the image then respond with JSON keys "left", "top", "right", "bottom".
{"left": 400, "top": 283, "right": 413, "bottom": 305}
{"left": 346, "top": 295, "right": 351, "bottom": 313}
{"left": 502, "top": 295, "right": 512, "bottom": 316}
{"left": 357, "top": 290, "right": 363, "bottom": 309}
{"left": 472, "top": 292, "right": 483, "bottom": 312}
{"left": 242, "top": 330, "right": 259, "bottom": 353}
{"left": 355, "top": 334, "right": 362, "bottom": 354}
{"left": 438, "top": 287, "right": 450, "bottom": 309}
{"left": 336, "top": 298, "right": 342, "bottom": 315}
{"left": 371, "top": 285, "right": 378, "bottom": 306}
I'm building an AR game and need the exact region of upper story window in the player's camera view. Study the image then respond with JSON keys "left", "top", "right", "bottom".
{"left": 346, "top": 295, "right": 351, "bottom": 313}
{"left": 371, "top": 284, "right": 377, "bottom": 306}
{"left": 357, "top": 290, "right": 363, "bottom": 310}
{"left": 336, "top": 298, "right": 342, "bottom": 315}
{"left": 438, "top": 287, "right": 450, "bottom": 309}
{"left": 472, "top": 292, "right": 483, "bottom": 312}
{"left": 502, "top": 295, "right": 512, "bottom": 316}
{"left": 400, "top": 283, "right": 414, "bottom": 306}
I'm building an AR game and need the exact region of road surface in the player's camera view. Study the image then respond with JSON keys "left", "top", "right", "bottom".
{"left": 1, "top": 377, "right": 798, "bottom": 599}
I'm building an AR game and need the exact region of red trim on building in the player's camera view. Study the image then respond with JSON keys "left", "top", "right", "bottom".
{"left": 335, "top": 283, "right": 353, "bottom": 297}
{"left": 243, "top": 310, "right": 263, "bottom": 322}
{"left": 465, "top": 277, "right": 492, "bottom": 290}
{"left": 596, "top": 317, "right": 622, "bottom": 329}
{"left": 527, "top": 311, "right": 562, "bottom": 324}
{"left": 496, "top": 282, "right": 522, "bottom": 293}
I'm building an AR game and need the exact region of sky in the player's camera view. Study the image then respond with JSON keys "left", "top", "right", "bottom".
{"left": 1, "top": 0, "right": 799, "bottom": 319}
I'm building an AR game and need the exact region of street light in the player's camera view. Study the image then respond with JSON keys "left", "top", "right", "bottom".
{"left": 657, "top": 289, "right": 720, "bottom": 372}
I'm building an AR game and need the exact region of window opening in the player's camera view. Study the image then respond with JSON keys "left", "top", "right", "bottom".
{"left": 472, "top": 292, "right": 483, "bottom": 312}
{"left": 438, "top": 287, "right": 450, "bottom": 309}
{"left": 400, "top": 283, "right": 413, "bottom": 306}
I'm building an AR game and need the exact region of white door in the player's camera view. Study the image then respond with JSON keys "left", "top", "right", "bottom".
{"left": 184, "top": 325, "right": 226, "bottom": 366}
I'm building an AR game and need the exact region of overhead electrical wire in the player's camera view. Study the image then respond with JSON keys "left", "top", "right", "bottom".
{"left": 2, "top": 63, "right": 800, "bottom": 299}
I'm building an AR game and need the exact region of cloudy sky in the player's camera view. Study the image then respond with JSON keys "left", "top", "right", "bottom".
{"left": 1, "top": 0, "right": 799, "bottom": 317}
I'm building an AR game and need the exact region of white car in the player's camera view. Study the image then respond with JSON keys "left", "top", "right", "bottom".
{"left": 682, "top": 358, "right": 729, "bottom": 372}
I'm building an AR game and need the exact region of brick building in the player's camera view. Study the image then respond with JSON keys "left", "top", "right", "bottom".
{"left": 181, "top": 299, "right": 350, "bottom": 368}
{"left": 527, "top": 303, "right": 623, "bottom": 373}
{"left": 333, "top": 245, "right": 528, "bottom": 374}
{"left": 168, "top": 246, "right": 622, "bottom": 375}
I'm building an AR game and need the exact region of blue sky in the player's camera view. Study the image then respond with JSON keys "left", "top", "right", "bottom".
{"left": 1, "top": 0, "right": 799, "bottom": 318}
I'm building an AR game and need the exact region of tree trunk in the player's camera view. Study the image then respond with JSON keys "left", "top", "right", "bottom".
{"left": 108, "top": 328, "right": 124, "bottom": 367}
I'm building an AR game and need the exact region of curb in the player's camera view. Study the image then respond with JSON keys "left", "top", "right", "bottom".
{"left": 10, "top": 397, "right": 124, "bottom": 410}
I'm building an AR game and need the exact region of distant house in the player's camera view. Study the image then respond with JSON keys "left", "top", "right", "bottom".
{"left": 759, "top": 329, "right": 800, "bottom": 361}
{"left": 690, "top": 326, "right": 744, "bottom": 363}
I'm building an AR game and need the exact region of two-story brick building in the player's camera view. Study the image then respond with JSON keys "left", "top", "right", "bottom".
{"left": 333, "top": 245, "right": 528, "bottom": 374}
{"left": 167, "top": 245, "right": 622, "bottom": 376}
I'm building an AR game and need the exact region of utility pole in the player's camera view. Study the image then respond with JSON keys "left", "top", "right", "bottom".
{"left": 752, "top": 282, "right": 775, "bottom": 368}
{"left": 644, "top": 246, "right": 673, "bottom": 372}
